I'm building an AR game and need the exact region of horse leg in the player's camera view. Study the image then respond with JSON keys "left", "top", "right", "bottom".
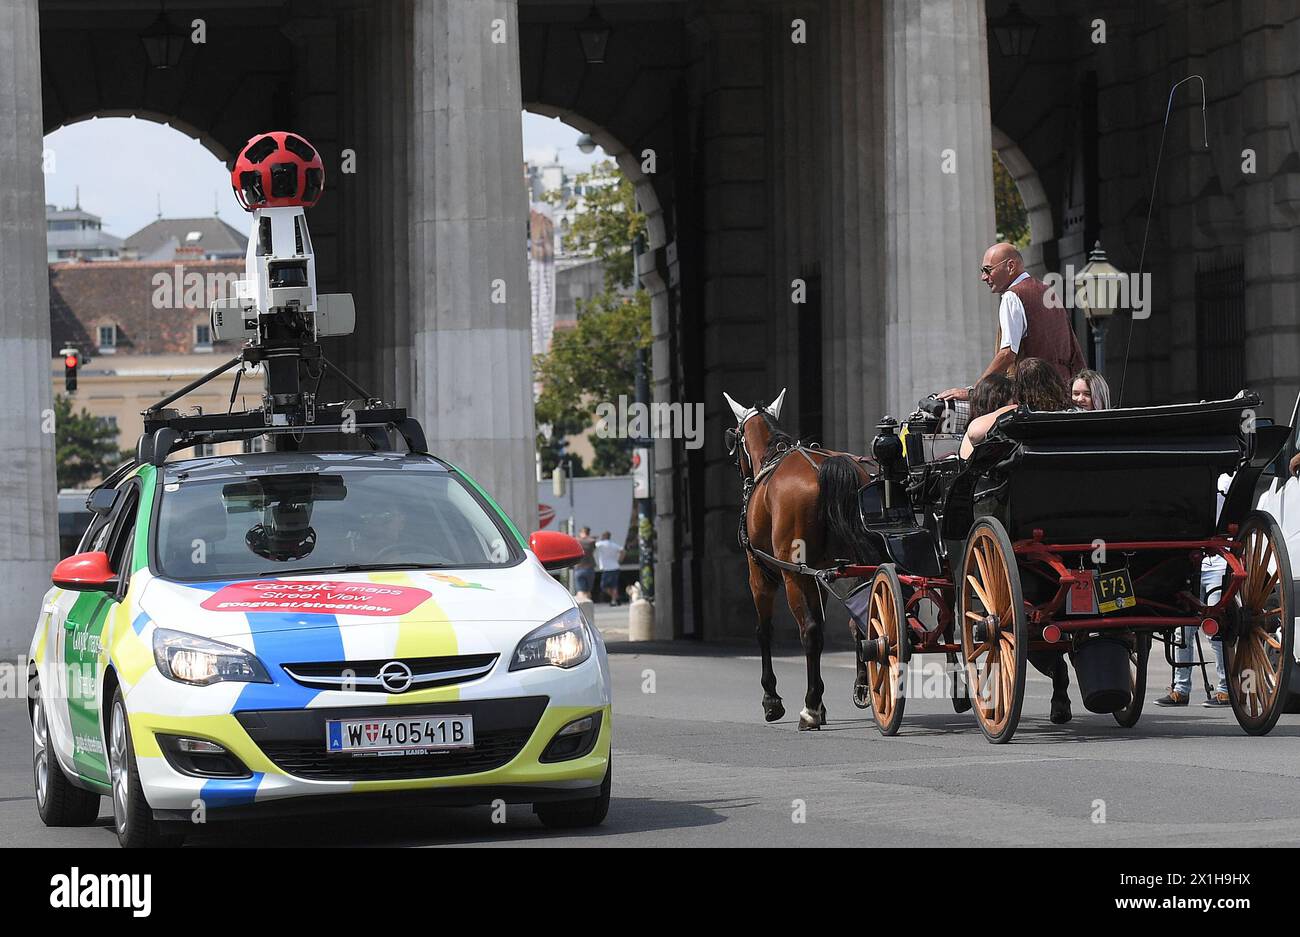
{"left": 782, "top": 571, "right": 827, "bottom": 730}
{"left": 749, "top": 556, "right": 784, "bottom": 722}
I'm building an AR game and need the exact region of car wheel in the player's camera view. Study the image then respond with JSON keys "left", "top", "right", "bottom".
{"left": 108, "top": 689, "right": 184, "bottom": 848}
{"left": 31, "top": 678, "right": 101, "bottom": 827}
{"left": 534, "top": 758, "right": 611, "bottom": 830}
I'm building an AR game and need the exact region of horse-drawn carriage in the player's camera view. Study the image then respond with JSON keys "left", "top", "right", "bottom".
{"left": 827, "top": 393, "right": 1294, "bottom": 743}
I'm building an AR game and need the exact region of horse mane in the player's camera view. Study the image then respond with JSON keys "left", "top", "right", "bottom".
{"left": 754, "top": 408, "right": 796, "bottom": 462}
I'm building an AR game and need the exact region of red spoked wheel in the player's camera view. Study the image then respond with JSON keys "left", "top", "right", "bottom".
{"left": 1225, "top": 512, "right": 1294, "bottom": 735}
{"left": 958, "top": 518, "right": 1027, "bottom": 744}
{"left": 864, "top": 565, "right": 909, "bottom": 736}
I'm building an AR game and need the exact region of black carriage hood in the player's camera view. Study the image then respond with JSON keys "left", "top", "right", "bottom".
{"left": 940, "top": 394, "right": 1289, "bottom": 540}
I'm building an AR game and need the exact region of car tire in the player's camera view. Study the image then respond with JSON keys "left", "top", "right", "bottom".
{"left": 108, "top": 689, "right": 184, "bottom": 849}
{"left": 534, "top": 758, "right": 611, "bottom": 830}
{"left": 31, "top": 677, "right": 102, "bottom": 827}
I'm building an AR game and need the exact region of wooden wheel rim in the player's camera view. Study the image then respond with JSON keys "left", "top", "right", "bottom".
{"left": 1228, "top": 520, "right": 1289, "bottom": 726}
{"left": 867, "top": 569, "right": 904, "bottom": 728}
{"left": 960, "top": 525, "right": 1021, "bottom": 735}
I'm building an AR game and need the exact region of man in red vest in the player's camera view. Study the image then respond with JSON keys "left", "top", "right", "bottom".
{"left": 938, "top": 243, "right": 1087, "bottom": 402}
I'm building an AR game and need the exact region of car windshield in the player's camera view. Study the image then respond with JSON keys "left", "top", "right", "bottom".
{"left": 155, "top": 467, "right": 516, "bottom": 581}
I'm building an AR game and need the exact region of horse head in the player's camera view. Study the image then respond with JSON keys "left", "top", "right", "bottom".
{"left": 723, "top": 388, "right": 787, "bottom": 477}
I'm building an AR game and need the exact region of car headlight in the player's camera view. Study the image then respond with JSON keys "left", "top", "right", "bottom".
{"left": 509, "top": 608, "right": 592, "bottom": 671}
{"left": 153, "top": 628, "right": 272, "bottom": 686}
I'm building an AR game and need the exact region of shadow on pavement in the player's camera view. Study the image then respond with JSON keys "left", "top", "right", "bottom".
{"left": 177, "top": 795, "right": 731, "bottom": 847}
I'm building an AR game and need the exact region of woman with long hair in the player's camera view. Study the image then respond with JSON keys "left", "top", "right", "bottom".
{"left": 1071, "top": 368, "right": 1112, "bottom": 411}
{"left": 1014, "top": 357, "right": 1071, "bottom": 412}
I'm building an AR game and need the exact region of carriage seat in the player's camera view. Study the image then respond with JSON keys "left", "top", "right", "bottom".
{"left": 858, "top": 478, "right": 944, "bottom": 577}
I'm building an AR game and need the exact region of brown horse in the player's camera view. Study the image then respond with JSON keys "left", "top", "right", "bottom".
{"left": 724, "top": 390, "right": 882, "bottom": 729}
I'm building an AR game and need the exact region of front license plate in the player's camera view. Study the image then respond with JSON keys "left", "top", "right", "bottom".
{"left": 325, "top": 715, "right": 474, "bottom": 754}
{"left": 1094, "top": 568, "right": 1135, "bottom": 614}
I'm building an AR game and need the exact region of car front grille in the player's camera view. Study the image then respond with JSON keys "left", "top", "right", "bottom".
{"left": 235, "top": 697, "right": 547, "bottom": 782}
{"left": 280, "top": 653, "right": 498, "bottom": 693}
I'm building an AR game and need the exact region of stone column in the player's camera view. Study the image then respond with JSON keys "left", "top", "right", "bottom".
{"left": 0, "top": 0, "right": 57, "bottom": 655}
{"left": 881, "top": 0, "right": 996, "bottom": 416}
{"left": 410, "top": 0, "right": 536, "bottom": 532}
{"left": 822, "top": 0, "right": 884, "bottom": 453}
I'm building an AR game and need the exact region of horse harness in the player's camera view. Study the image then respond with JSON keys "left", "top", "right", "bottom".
{"left": 733, "top": 437, "right": 842, "bottom": 580}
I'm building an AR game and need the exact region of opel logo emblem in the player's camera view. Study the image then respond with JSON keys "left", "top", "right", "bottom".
{"left": 377, "top": 660, "right": 413, "bottom": 694}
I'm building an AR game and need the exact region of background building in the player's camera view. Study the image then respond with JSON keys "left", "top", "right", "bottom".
{"left": 45, "top": 203, "right": 122, "bottom": 262}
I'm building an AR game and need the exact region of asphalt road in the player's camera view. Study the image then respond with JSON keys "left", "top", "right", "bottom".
{"left": 4, "top": 612, "right": 1300, "bottom": 847}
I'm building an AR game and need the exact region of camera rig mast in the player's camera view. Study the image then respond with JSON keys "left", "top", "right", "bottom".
{"left": 136, "top": 131, "right": 426, "bottom": 465}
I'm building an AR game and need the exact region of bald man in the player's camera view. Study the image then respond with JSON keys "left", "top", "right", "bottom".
{"left": 938, "top": 243, "right": 1087, "bottom": 402}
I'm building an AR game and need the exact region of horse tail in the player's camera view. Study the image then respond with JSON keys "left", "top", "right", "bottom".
{"left": 818, "top": 455, "right": 876, "bottom": 564}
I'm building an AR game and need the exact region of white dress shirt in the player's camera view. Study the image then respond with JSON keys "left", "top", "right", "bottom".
{"left": 998, "top": 271, "right": 1032, "bottom": 353}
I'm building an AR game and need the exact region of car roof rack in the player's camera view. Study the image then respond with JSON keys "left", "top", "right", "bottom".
{"left": 134, "top": 351, "right": 428, "bottom": 467}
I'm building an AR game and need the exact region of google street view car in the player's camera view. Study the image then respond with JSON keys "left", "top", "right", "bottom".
{"left": 27, "top": 131, "right": 610, "bottom": 847}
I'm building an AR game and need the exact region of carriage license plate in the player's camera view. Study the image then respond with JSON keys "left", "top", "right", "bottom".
{"left": 325, "top": 715, "right": 474, "bottom": 754}
{"left": 1094, "top": 568, "right": 1135, "bottom": 614}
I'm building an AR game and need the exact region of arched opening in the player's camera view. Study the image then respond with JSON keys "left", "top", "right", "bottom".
{"left": 992, "top": 125, "right": 1054, "bottom": 276}
{"left": 43, "top": 115, "right": 251, "bottom": 489}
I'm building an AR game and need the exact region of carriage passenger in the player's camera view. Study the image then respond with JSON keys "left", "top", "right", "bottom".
{"left": 959, "top": 374, "right": 1018, "bottom": 459}
{"left": 959, "top": 358, "right": 1073, "bottom": 459}
{"left": 1071, "top": 368, "right": 1112, "bottom": 410}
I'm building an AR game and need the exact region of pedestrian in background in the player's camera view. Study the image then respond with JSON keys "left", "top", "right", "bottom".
{"left": 573, "top": 526, "right": 596, "bottom": 599}
{"left": 594, "top": 531, "right": 623, "bottom": 606}
{"left": 1157, "top": 473, "right": 1230, "bottom": 707}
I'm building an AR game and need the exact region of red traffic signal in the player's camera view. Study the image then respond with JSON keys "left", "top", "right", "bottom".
{"left": 63, "top": 350, "right": 79, "bottom": 392}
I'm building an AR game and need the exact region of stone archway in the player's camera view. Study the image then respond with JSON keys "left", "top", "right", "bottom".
{"left": 49, "top": 111, "right": 235, "bottom": 165}
{"left": 993, "top": 125, "right": 1054, "bottom": 275}
{"left": 522, "top": 105, "right": 668, "bottom": 258}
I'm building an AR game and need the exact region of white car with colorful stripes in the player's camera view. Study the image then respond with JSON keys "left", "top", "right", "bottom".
{"left": 28, "top": 452, "right": 611, "bottom": 847}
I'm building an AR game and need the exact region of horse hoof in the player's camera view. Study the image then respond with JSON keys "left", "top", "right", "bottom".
{"left": 852, "top": 683, "right": 870, "bottom": 710}
{"left": 763, "top": 698, "right": 785, "bottom": 722}
{"left": 952, "top": 694, "right": 972, "bottom": 714}
{"left": 1050, "top": 697, "right": 1072, "bottom": 724}
{"left": 798, "top": 707, "right": 826, "bottom": 730}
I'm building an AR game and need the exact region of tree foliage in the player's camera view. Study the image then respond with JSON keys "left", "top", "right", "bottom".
{"left": 535, "top": 158, "right": 651, "bottom": 476}
{"left": 54, "top": 394, "right": 128, "bottom": 488}
{"left": 543, "top": 160, "right": 645, "bottom": 291}
{"left": 993, "top": 150, "right": 1030, "bottom": 249}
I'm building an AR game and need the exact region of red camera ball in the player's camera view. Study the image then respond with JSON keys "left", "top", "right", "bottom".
{"left": 230, "top": 131, "right": 325, "bottom": 210}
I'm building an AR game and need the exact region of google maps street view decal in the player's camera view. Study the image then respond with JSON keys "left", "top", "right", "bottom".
{"left": 200, "top": 580, "right": 433, "bottom": 616}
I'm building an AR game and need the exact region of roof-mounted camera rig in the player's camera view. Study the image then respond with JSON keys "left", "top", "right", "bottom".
{"left": 136, "top": 131, "right": 426, "bottom": 466}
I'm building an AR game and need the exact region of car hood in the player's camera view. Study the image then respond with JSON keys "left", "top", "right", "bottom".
{"left": 136, "top": 562, "right": 576, "bottom": 647}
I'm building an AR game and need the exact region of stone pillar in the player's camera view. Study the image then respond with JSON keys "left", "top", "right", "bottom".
{"left": 881, "top": 0, "right": 996, "bottom": 416}
{"left": 822, "top": 0, "right": 884, "bottom": 453}
{"left": 410, "top": 0, "right": 536, "bottom": 532}
{"left": 0, "top": 0, "right": 57, "bottom": 655}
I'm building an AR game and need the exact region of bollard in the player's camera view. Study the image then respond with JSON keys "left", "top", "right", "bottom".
{"left": 576, "top": 597, "right": 596, "bottom": 629}
{"left": 628, "top": 597, "right": 654, "bottom": 641}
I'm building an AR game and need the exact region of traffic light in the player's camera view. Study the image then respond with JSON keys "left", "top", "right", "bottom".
{"left": 62, "top": 348, "right": 79, "bottom": 393}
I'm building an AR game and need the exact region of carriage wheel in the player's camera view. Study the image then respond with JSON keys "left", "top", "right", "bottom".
{"left": 1112, "top": 632, "right": 1151, "bottom": 728}
{"left": 865, "top": 565, "right": 909, "bottom": 736}
{"left": 958, "top": 518, "right": 1028, "bottom": 744}
{"left": 1225, "top": 512, "right": 1295, "bottom": 736}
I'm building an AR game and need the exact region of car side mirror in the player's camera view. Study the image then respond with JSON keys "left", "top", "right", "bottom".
{"left": 86, "top": 487, "right": 119, "bottom": 516}
{"left": 529, "top": 530, "right": 585, "bottom": 570}
{"left": 52, "top": 551, "right": 120, "bottom": 593}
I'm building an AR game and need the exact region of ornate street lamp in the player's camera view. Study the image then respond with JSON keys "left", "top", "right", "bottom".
{"left": 988, "top": 2, "right": 1039, "bottom": 58}
{"left": 576, "top": 133, "right": 597, "bottom": 155}
{"left": 576, "top": 4, "right": 612, "bottom": 65}
{"left": 140, "top": 2, "right": 187, "bottom": 69}
{"left": 1074, "top": 241, "right": 1127, "bottom": 374}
